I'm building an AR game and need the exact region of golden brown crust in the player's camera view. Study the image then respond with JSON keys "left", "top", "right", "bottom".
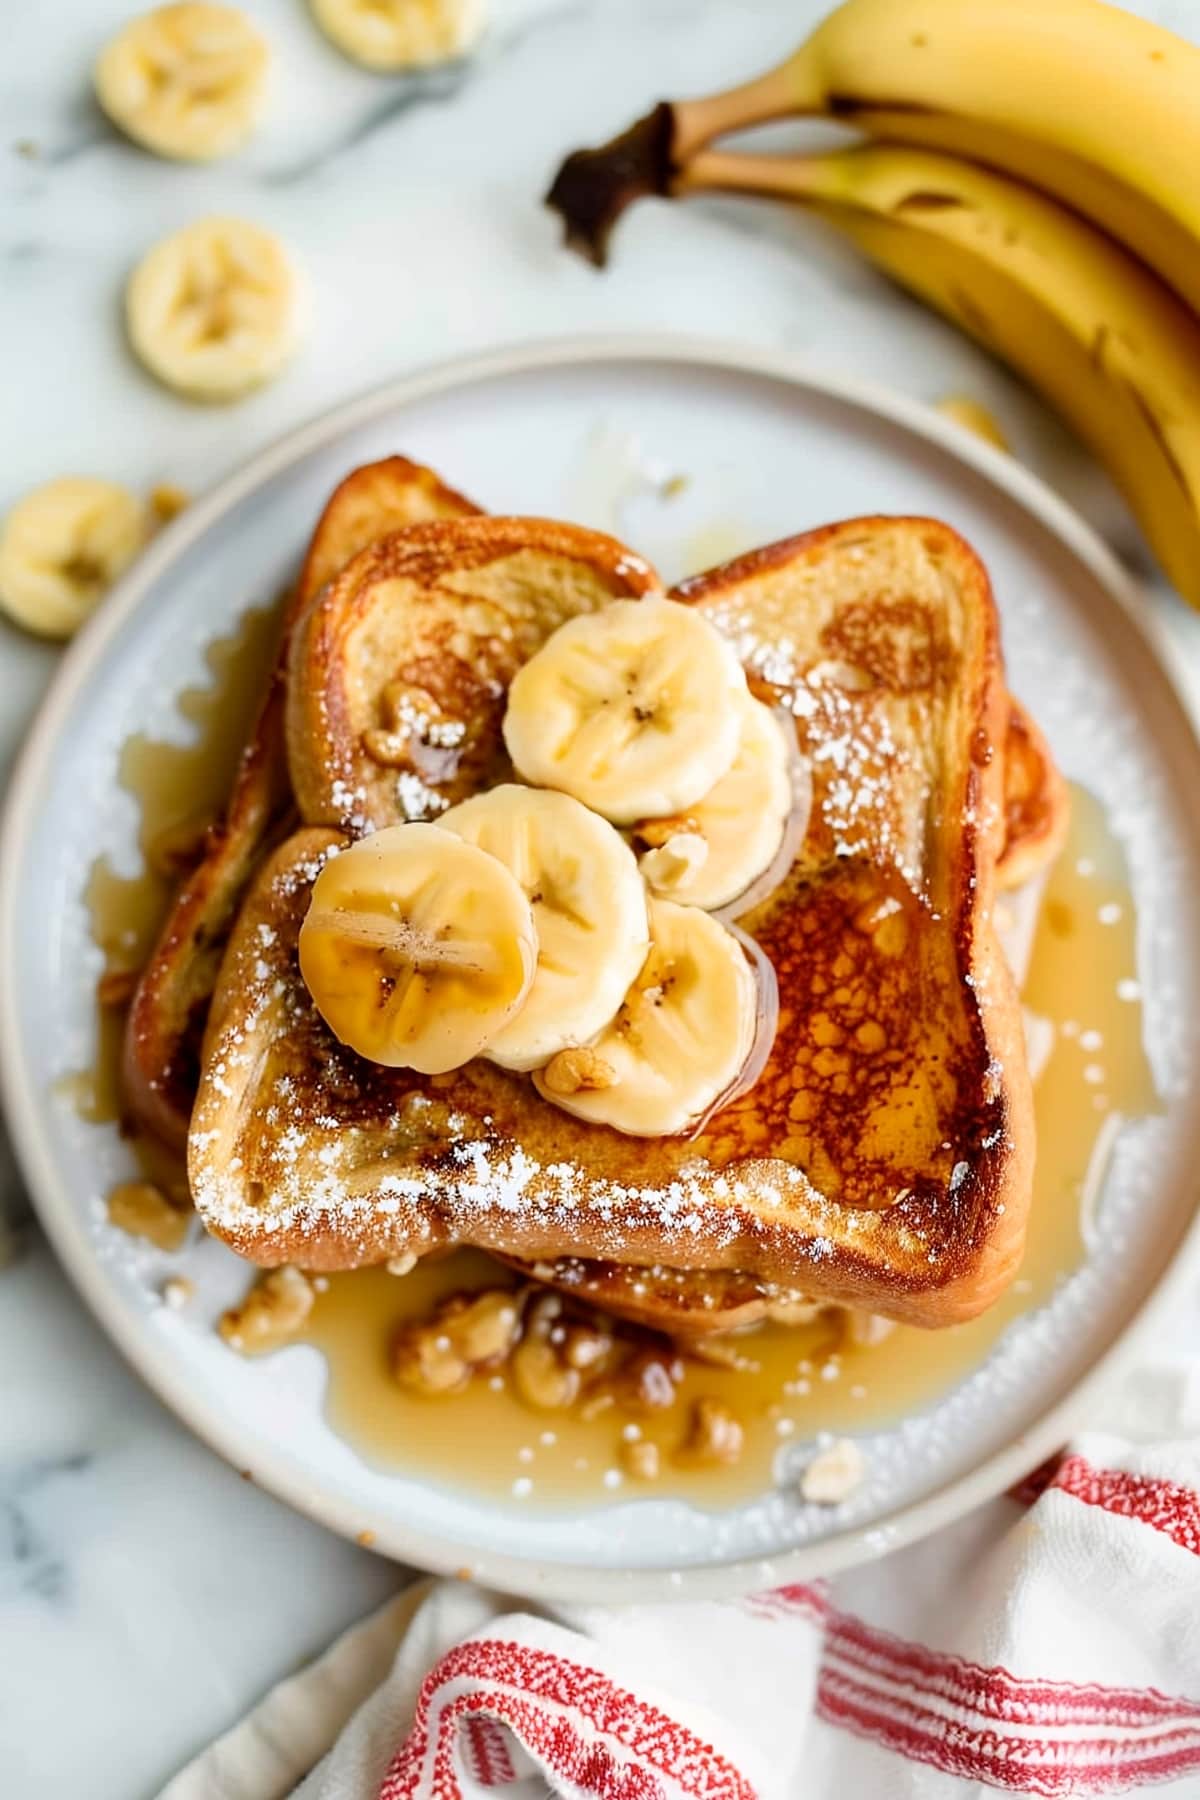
{"left": 122, "top": 457, "right": 479, "bottom": 1146}
{"left": 191, "top": 515, "right": 1037, "bottom": 1327}
{"left": 285, "top": 516, "right": 660, "bottom": 832}
{"left": 997, "top": 697, "right": 1071, "bottom": 891}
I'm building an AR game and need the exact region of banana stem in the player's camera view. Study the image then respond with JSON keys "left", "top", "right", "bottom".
{"left": 671, "top": 65, "right": 805, "bottom": 164}
{"left": 675, "top": 148, "right": 827, "bottom": 204}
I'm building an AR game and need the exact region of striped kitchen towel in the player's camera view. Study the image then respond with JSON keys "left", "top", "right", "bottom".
{"left": 161, "top": 1432, "right": 1200, "bottom": 1800}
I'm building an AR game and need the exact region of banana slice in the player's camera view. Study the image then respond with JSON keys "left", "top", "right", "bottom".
{"left": 438, "top": 785, "right": 649, "bottom": 1072}
{"left": 637, "top": 693, "right": 798, "bottom": 911}
{"left": 95, "top": 4, "right": 269, "bottom": 162}
{"left": 309, "top": 0, "right": 486, "bottom": 70}
{"left": 126, "top": 218, "right": 303, "bottom": 401}
{"left": 0, "top": 478, "right": 147, "bottom": 639}
{"left": 533, "top": 897, "right": 762, "bottom": 1137}
{"left": 298, "top": 822, "right": 536, "bottom": 1074}
{"left": 503, "top": 596, "right": 747, "bottom": 824}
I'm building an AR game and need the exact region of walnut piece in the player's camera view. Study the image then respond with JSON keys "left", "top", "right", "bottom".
{"left": 800, "top": 1437, "right": 866, "bottom": 1504}
{"left": 621, "top": 1438, "right": 661, "bottom": 1481}
{"left": 219, "top": 1266, "right": 315, "bottom": 1353}
{"left": 679, "top": 1397, "right": 744, "bottom": 1466}
{"left": 541, "top": 1046, "right": 616, "bottom": 1096}
{"left": 392, "top": 1287, "right": 522, "bottom": 1396}
{"left": 843, "top": 1308, "right": 896, "bottom": 1350}
{"left": 107, "top": 1181, "right": 190, "bottom": 1251}
{"left": 511, "top": 1293, "right": 580, "bottom": 1410}
{"left": 639, "top": 831, "right": 708, "bottom": 895}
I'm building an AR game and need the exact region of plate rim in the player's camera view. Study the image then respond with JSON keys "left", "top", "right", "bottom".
{"left": 4, "top": 329, "right": 1200, "bottom": 1604}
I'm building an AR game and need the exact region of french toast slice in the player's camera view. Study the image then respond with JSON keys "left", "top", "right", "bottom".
{"left": 284, "top": 516, "right": 660, "bottom": 832}
{"left": 191, "top": 515, "right": 1035, "bottom": 1327}
{"left": 123, "top": 457, "right": 478, "bottom": 1147}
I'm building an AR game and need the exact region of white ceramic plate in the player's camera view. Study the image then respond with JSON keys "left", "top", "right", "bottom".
{"left": 4, "top": 336, "right": 1200, "bottom": 1604}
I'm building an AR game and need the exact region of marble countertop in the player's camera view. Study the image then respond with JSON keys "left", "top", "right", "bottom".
{"left": 4, "top": 1, "right": 1200, "bottom": 1793}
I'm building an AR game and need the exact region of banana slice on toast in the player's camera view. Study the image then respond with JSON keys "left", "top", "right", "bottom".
{"left": 438, "top": 785, "right": 649, "bottom": 1072}
{"left": 534, "top": 897, "right": 765, "bottom": 1137}
{"left": 299, "top": 823, "right": 536, "bottom": 1073}
{"left": 636, "top": 691, "right": 802, "bottom": 910}
{"left": 95, "top": 3, "right": 268, "bottom": 162}
{"left": 287, "top": 517, "right": 660, "bottom": 834}
{"left": 503, "top": 596, "right": 747, "bottom": 823}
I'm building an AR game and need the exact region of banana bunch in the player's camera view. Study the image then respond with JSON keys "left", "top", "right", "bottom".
{"left": 549, "top": 0, "right": 1200, "bottom": 611}
{"left": 300, "top": 597, "right": 797, "bottom": 1135}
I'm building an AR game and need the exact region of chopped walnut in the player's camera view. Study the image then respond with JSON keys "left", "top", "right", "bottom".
{"left": 511, "top": 1292, "right": 581, "bottom": 1410}
{"left": 562, "top": 1321, "right": 614, "bottom": 1372}
{"left": 392, "top": 1287, "right": 522, "bottom": 1396}
{"left": 161, "top": 1275, "right": 193, "bottom": 1310}
{"left": 843, "top": 1309, "right": 896, "bottom": 1350}
{"left": 621, "top": 1437, "right": 661, "bottom": 1481}
{"left": 362, "top": 727, "right": 412, "bottom": 768}
{"left": 800, "top": 1437, "right": 866, "bottom": 1504}
{"left": 107, "top": 1182, "right": 190, "bottom": 1251}
{"left": 219, "top": 1266, "right": 315, "bottom": 1353}
{"left": 611, "top": 1345, "right": 684, "bottom": 1415}
{"left": 97, "top": 967, "right": 139, "bottom": 1008}
{"left": 684, "top": 1334, "right": 761, "bottom": 1373}
{"left": 541, "top": 1046, "right": 616, "bottom": 1095}
{"left": 639, "top": 831, "right": 708, "bottom": 894}
{"left": 679, "top": 1397, "right": 744, "bottom": 1467}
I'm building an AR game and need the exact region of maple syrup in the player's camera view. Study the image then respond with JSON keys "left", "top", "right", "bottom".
{"left": 72, "top": 613, "right": 1156, "bottom": 1505}
{"left": 60, "top": 597, "right": 282, "bottom": 1145}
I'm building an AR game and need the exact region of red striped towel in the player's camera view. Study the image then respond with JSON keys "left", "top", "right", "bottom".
{"left": 161, "top": 1433, "right": 1200, "bottom": 1800}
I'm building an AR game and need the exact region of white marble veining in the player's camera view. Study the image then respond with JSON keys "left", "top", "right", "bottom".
{"left": 3, "top": 2, "right": 1200, "bottom": 1794}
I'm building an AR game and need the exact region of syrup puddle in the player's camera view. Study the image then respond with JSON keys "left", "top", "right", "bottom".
{"left": 57, "top": 598, "right": 282, "bottom": 1129}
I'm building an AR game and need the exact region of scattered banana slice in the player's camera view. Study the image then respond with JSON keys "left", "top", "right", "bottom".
{"left": 126, "top": 217, "right": 303, "bottom": 401}
{"left": 309, "top": 0, "right": 486, "bottom": 71}
{"left": 95, "top": 3, "right": 269, "bottom": 162}
{"left": 503, "top": 596, "right": 747, "bottom": 824}
{"left": 533, "top": 897, "right": 760, "bottom": 1137}
{"left": 438, "top": 785, "right": 649, "bottom": 1072}
{"left": 298, "top": 822, "right": 536, "bottom": 1074}
{"left": 637, "top": 693, "right": 797, "bottom": 911}
{"left": 0, "top": 478, "right": 147, "bottom": 639}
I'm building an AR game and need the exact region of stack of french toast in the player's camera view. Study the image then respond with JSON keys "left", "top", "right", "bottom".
{"left": 122, "top": 455, "right": 1068, "bottom": 1338}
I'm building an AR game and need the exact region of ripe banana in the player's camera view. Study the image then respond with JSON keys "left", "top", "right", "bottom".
{"left": 95, "top": 3, "right": 269, "bottom": 163}
{"left": 126, "top": 217, "right": 303, "bottom": 402}
{"left": 533, "top": 897, "right": 763, "bottom": 1137}
{"left": 309, "top": 0, "right": 485, "bottom": 71}
{"left": 503, "top": 596, "right": 748, "bottom": 823}
{"left": 437, "top": 785, "right": 649, "bottom": 1072}
{"left": 672, "top": 144, "right": 1200, "bottom": 611}
{"left": 636, "top": 692, "right": 799, "bottom": 912}
{"left": 0, "top": 478, "right": 147, "bottom": 639}
{"left": 659, "top": 0, "right": 1200, "bottom": 319}
{"left": 298, "top": 823, "right": 536, "bottom": 1074}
